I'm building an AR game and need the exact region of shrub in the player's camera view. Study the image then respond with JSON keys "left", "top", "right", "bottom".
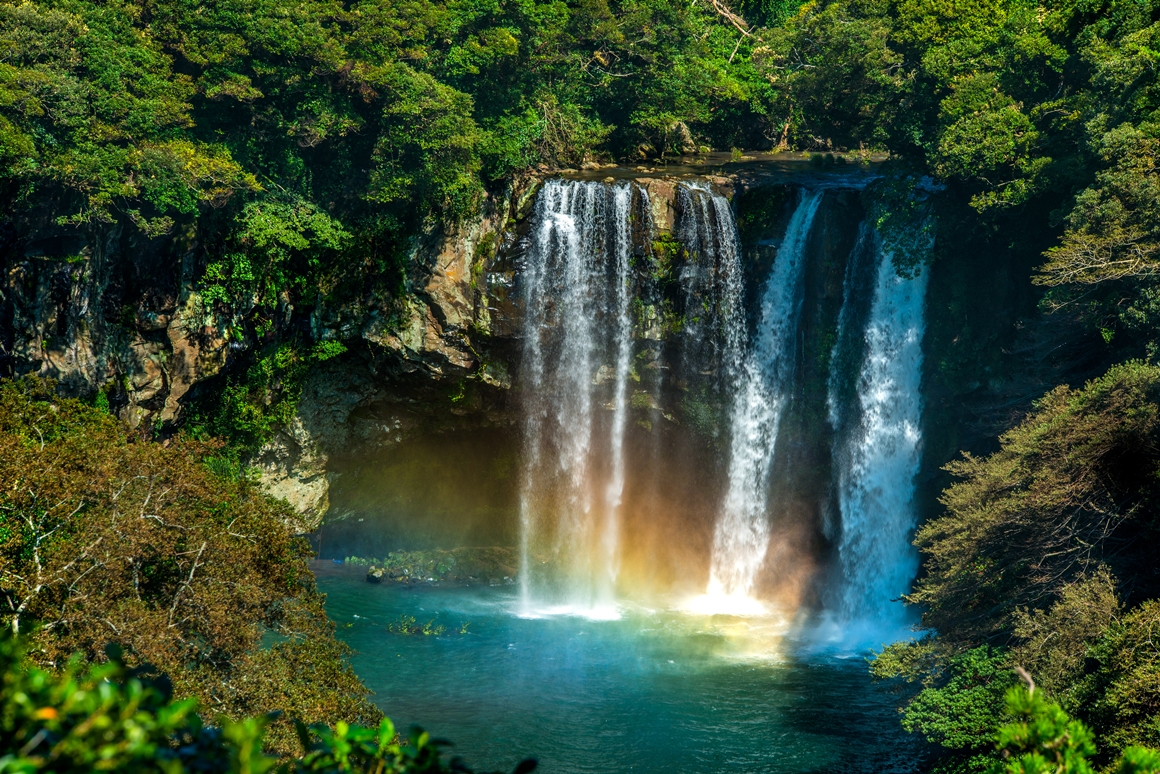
{"left": 0, "top": 377, "right": 376, "bottom": 755}
{"left": 0, "top": 633, "right": 537, "bottom": 774}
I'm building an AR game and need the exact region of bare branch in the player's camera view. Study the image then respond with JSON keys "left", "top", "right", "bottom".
{"left": 168, "top": 541, "right": 207, "bottom": 628}
{"left": 708, "top": 0, "right": 756, "bottom": 39}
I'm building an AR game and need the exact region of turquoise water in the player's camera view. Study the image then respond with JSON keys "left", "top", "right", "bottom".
{"left": 316, "top": 564, "right": 926, "bottom": 774}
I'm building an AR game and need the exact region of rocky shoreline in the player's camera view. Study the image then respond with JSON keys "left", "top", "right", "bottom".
{"left": 346, "top": 547, "right": 520, "bottom": 587}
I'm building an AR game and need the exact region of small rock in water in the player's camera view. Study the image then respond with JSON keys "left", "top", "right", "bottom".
{"left": 366, "top": 566, "right": 384, "bottom": 583}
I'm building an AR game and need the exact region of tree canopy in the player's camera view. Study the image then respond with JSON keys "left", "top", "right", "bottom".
{"left": 0, "top": 377, "right": 378, "bottom": 755}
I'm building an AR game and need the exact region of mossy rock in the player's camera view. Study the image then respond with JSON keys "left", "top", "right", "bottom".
{"left": 361, "top": 547, "right": 519, "bottom": 586}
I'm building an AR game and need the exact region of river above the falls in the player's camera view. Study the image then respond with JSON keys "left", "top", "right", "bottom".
{"left": 315, "top": 563, "right": 927, "bottom": 774}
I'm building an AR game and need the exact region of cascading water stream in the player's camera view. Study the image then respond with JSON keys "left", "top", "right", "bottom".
{"left": 702, "top": 190, "right": 824, "bottom": 609}
{"left": 515, "top": 178, "right": 928, "bottom": 634}
{"left": 517, "top": 179, "right": 638, "bottom": 616}
{"left": 832, "top": 231, "right": 930, "bottom": 635}
{"left": 676, "top": 183, "right": 746, "bottom": 386}
{"left": 602, "top": 183, "right": 633, "bottom": 598}
{"left": 825, "top": 223, "right": 875, "bottom": 435}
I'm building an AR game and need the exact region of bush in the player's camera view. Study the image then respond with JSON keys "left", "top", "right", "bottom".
{"left": 0, "top": 633, "right": 537, "bottom": 773}
{"left": 990, "top": 684, "right": 1160, "bottom": 774}
{"left": 909, "top": 361, "right": 1160, "bottom": 642}
{"left": 0, "top": 377, "right": 376, "bottom": 755}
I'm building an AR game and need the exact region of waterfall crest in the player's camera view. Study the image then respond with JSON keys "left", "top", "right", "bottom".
{"left": 517, "top": 179, "right": 638, "bottom": 616}
{"left": 705, "top": 190, "right": 824, "bottom": 605}
{"left": 832, "top": 232, "right": 930, "bottom": 633}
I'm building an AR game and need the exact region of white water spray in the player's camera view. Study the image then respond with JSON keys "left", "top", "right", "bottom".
{"left": 825, "top": 223, "right": 874, "bottom": 435}
{"left": 676, "top": 182, "right": 746, "bottom": 385}
{"left": 833, "top": 232, "right": 930, "bottom": 633}
{"left": 704, "top": 190, "right": 824, "bottom": 605}
{"left": 518, "top": 179, "right": 639, "bottom": 616}
{"left": 602, "top": 183, "right": 633, "bottom": 600}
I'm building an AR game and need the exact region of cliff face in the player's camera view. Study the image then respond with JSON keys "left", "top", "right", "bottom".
{"left": 2, "top": 215, "right": 228, "bottom": 430}
{"left": 0, "top": 177, "right": 539, "bottom": 524}
{"left": 0, "top": 172, "right": 788, "bottom": 529}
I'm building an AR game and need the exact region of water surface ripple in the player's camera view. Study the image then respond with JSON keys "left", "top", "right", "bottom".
{"left": 318, "top": 568, "right": 926, "bottom": 774}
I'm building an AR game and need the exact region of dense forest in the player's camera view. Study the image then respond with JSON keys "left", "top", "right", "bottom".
{"left": 1, "top": 0, "right": 1157, "bottom": 446}
{"left": 3, "top": 0, "right": 1160, "bottom": 770}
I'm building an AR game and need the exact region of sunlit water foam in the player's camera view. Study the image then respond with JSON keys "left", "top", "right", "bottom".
{"left": 516, "top": 602, "right": 623, "bottom": 621}
{"left": 793, "top": 610, "right": 920, "bottom": 662}
{"left": 513, "top": 588, "right": 797, "bottom": 661}
{"left": 708, "top": 190, "right": 823, "bottom": 598}
{"left": 680, "top": 590, "right": 770, "bottom": 618}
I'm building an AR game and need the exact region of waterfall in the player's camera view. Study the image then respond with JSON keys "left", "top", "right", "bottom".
{"left": 514, "top": 177, "right": 930, "bottom": 631}
{"left": 832, "top": 231, "right": 930, "bottom": 632}
{"left": 826, "top": 224, "right": 874, "bottom": 435}
{"left": 704, "top": 190, "right": 824, "bottom": 606}
{"left": 675, "top": 183, "right": 745, "bottom": 387}
{"left": 603, "top": 183, "right": 633, "bottom": 599}
{"left": 517, "top": 179, "right": 638, "bottom": 616}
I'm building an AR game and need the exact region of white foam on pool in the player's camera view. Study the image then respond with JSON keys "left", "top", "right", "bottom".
{"left": 516, "top": 602, "right": 623, "bottom": 621}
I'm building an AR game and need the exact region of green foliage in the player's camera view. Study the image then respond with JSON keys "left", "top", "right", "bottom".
{"left": 1010, "top": 569, "right": 1121, "bottom": 705}
{"left": 385, "top": 616, "right": 446, "bottom": 637}
{"left": 880, "top": 362, "right": 1160, "bottom": 772}
{"left": 0, "top": 377, "right": 377, "bottom": 756}
{"left": 186, "top": 340, "right": 347, "bottom": 456}
{"left": 871, "top": 637, "right": 947, "bottom": 686}
{"left": 909, "top": 361, "right": 1160, "bottom": 642}
{"left": 733, "top": 185, "right": 793, "bottom": 244}
{"left": 0, "top": 0, "right": 817, "bottom": 382}
{"left": 1072, "top": 600, "right": 1160, "bottom": 757}
{"left": 92, "top": 390, "right": 110, "bottom": 414}
{"left": 752, "top": 0, "right": 904, "bottom": 152}
{"left": 0, "top": 635, "right": 241, "bottom": 773}
{"left": 0, "top": 631, "right": 536, "bottom": 773}
{"left": 989, "top": 685, "right": 1160, "bottom": 774}
{"left": 740, "top": 0, "right": 1160, "bottom": 360}
{"left": 202, "top": 199, "right": 350, "bottom": 315}
{"left": 1, "top": 0, "right": 1159, "bottom": 384}
{"left": 519, "top": 95, "right": 612, "bottom": 171}
{"left": 991, "top": 686, "right": 1098, "bottom": 774}
{"left": 312, "top": 341, "right": 348, "bottom": 362}
{"left": 681, "top": 388, "right": 726, "bottom": 439}
{"left": 862, "top": 174, "right": 935, "bottom": 277}
{"left": 0, "top": 0, "right": 779, "bottom": 237}
{"left": 900, "top": 646, "right": 1016, "bottom": 770}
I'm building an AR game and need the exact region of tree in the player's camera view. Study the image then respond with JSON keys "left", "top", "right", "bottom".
{"left": 991, "top": 681, "right": 1160, "bottom": 774}
{"left": 908, "top": 362, "right": 1160, "bottom": 643}
{"left": 0, "top": 377, "right": 378, "bottom": 755}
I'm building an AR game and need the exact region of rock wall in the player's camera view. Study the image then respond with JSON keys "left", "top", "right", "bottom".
{"left": 0, "top": 173, "right": 752, "bottom": 529}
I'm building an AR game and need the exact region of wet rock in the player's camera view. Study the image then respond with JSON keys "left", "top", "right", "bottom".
{"left": 669, "top": 121, "right": 698, "bottom": 154}
{"left": 1, "top": 164, "right": 772, "bottom": 530}
{"left": 635, "top": 178, "right": 678, "bottom": 232}
{"left": 346, "top": 547, "right": 520, "bottom": 586}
